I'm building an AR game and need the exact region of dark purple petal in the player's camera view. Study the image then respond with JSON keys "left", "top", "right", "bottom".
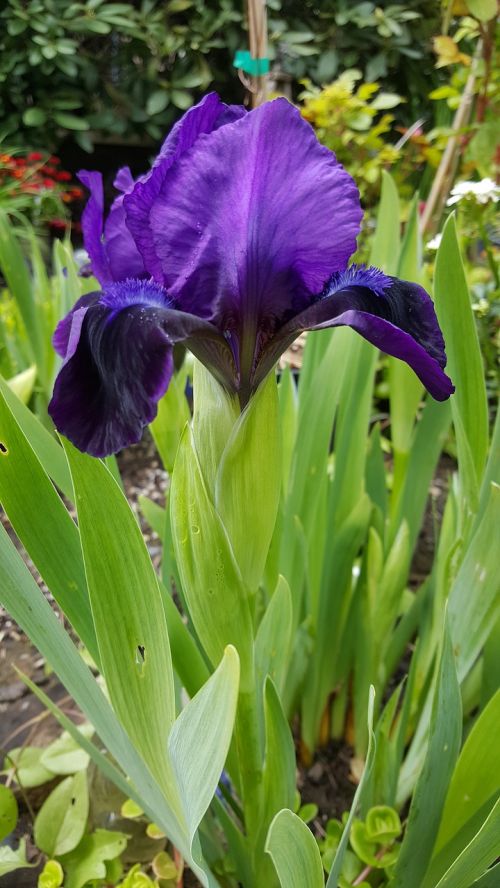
{"left": 258, "top": 265, "right": 454, "bottom": 400}
{"left": 77, "top": 171, "right": 111, "bottom": 285}
{"left": 49, "top": 280, "right": 236, "bottom": 456}
{"left": 124, "top": 93, "right": 247, "bottom": 284}
{"left": 141, "top": 99, "right": 362, "bottom": 370}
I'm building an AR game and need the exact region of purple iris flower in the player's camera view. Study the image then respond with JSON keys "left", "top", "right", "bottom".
{"left": 49, "top": 92, "right": 454, "bottom": 457}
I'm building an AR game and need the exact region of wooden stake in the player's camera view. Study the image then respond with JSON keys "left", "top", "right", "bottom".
{"left": 247, "top": 0, "right": 268, "bottom": 107}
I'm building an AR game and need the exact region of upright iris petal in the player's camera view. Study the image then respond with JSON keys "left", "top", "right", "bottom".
{"left": 124, "top": 93, "right": 246, "bottom": 285}
{"left": 128, "top": 99, "right": 362, "bottom": 326}
{"left": 78, "top": 168, "right": 146, "bottom": 284}
{"left": 50, "top": 93, "right": 454, "bottom": 457}
{"left": 79, "top": 93, "right": 245, "bottom": 285}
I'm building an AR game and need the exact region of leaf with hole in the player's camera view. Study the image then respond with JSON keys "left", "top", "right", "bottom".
{"left": 34, "top": 771, "right": 89, "bottom": 857}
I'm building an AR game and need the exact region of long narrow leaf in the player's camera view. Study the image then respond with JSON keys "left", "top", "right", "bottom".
{"left": 434, "top": 214, "right": 489, "bottom": 504}
{"left": 448, "top": 483, "right": 500, "bottom": 681}
{"left": 0, "top": 388, "right": 98, "bottom": 663}
{"left": 168, "top": 646, "right": 239, "bottom": 842}
{"left": 0, "top": 211, "right": 44, "bottom": 380}
{"left": 434, "top": 799, "right": 500, "bottom": 888}
{"left": 0, "top": 525, "right": 185, "bottom": 850}
{"left": 393, "top": 621, "right": 462, "bottom": 887}
{"left": 436, "top": 688, "right": 500, "bottom": 852}
{"left": 0, "top": 375, "right": 72, "bottom": 498}
{"left": 326, "top": 686, "right": 376, "bottom": 887}
{"left": 64, "top": 440, "right": 178, "bottom": 803}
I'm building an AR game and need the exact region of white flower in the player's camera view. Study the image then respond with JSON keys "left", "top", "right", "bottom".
{"left": 426, "top": 232, "right": 442, "bottom": 251}
{"left": 447, "top": 178, "right": 500, "bottom": 206}
{"left": 73, "top": 248, "right": 90, "bottom": 270}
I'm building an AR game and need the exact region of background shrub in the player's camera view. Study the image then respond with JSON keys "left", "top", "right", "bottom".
{"left": 1, "top": 0, "right": 443, "bottom": 152}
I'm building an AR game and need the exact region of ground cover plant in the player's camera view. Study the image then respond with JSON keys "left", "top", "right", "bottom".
{"left": 0, "top": 5, "right": 499, "bottom": 885}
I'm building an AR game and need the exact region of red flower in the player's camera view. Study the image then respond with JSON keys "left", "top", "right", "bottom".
{"left": 42, "top": 177, "right": 55, "bottom": 188}
{"left": 49, "top": 156, "right": 61, "bottom": 165}
{"left": 56, "top": 170, "right": 72, "bottom": 182}
{"left": 49, "top": 219, "right": 68, "bottom": 230}
{"left": 44, "top": 166, "right": 57, "bottom": 176}
{"left": 14, "top": 157, "right": 27, "bottom": 167}
{"left": 28, "top": 151, "right": 43, "bottom": 161}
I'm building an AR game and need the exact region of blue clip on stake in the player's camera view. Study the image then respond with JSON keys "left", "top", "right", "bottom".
{"left": 234, "top": 50, "right": 270, "bottom": 76}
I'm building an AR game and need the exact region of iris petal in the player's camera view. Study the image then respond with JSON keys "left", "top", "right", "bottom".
{"left": 124, "top": 93, "right": 243, "bottom": 286}
{"left": 138, "top": 98, "right": 362, "bottom": 337}
{"left": 103, "top": 198, "right": 146, "bottom": 282}
{"left": 78, "top": 167, "right": 146, "bottom": 284}
{"left": 77, "top": 171, "right": 111, "bottom": 285}
{"left": 258, "top": 265, "right": 454, "bottom": 400}
{"left": 48, "top": 280, "right": 236, "bottom": 456}
{"left": 52, "top": 293, "right": 100, "bottom": 359}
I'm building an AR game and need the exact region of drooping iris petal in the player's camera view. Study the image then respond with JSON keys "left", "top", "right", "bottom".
{"left": 78, "top": 167, "right": 146, "bottom": 284}
{"left": 48, "top": 280, "right": 236, "bottom": 457}
{"left": 137, "top": 99, "right": 362, "bottom": 373}
{"left": 258, "top": 265, "right": 454, "bottom": 400}
{"left": 52, "top": 293, "right": 100, "bottom": 359}
{"left": 125, "top": 93, "right": 245, "bottom": 285}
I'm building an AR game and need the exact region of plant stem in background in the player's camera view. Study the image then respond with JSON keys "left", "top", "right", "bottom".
{"left": 420, "top": 45, "right": 481, "bottom": 237}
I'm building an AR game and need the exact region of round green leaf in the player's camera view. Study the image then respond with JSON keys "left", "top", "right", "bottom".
{"left": 146, "top": 90, "right": 169, "bottom": 116}
{"left": 152, "top": 851, "right": 178, "bottom": 880}
{"left": 53, "top": 113, "right": 90, "bottom": 131}
{"left": 38, "top": 859, "right": 64, "bottom": 888}
{"left": 4, "top": 747, "right": 54, "bottom": 788}
{"left": 170, "top": 89, "right": 193, "bottom": 110}
{"left": 299, "top": 803, "right": 319, "bottom": 824}
{"left": 0, "top": 784, "right": 18, "bottom": 842}
{"left": 40, "top": 726, "right": 93, "bottom": 775}
{"left": 34, "top": 771, "right": 89, "bottom": 857}
{"left": 120, "top": 798, "right": 144, "bottom": 819}
{"left": 365, "top": 806, "right": 402, "bottom": 843}
{"left": 0, "top": 838, "right": 34, "bottom": 878}
{"left": 466, "top": 0, "right": 497, "bottom": 20}
{"left": 22, "top": 107, "right": 47, "bottom": 126}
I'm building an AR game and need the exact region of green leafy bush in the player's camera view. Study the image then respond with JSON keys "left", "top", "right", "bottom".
{"left": 0, "top": 0, "right": 243, "bottom": 151}
{"left": 0, "top": 0, "right": 444, "bottom": 152}
{"left": 300, "top": 70, "right": 402, "bottom": 204}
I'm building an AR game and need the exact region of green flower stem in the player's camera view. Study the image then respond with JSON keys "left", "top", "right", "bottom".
{"left": 235, "top": 678, "right": 264, "bottom": 884}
